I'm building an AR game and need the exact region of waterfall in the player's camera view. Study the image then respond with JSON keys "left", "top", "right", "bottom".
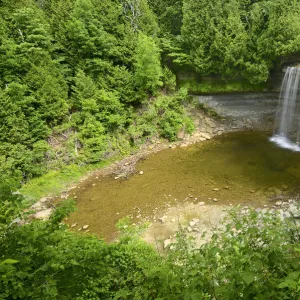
{"left": 270, "top": 66, "right": 300, "bottom": 151}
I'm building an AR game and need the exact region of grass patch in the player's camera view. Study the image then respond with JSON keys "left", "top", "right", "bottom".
{"left": 180, "top": 78, "right": 267, "bottom": 94}
{"left": 20, "top": 159, "right": 114, "bottom": 203}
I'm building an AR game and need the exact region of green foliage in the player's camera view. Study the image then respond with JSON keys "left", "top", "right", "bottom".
{"left": 1, "top": 199, "right": 299, "bottom": 299}
{"left": 133, "top": 33, "right": 163, "bottom": 95}
{"left": 1, "top": 1, "right": 300, "bottom": 298}
{"left": 181, "top": 0, "right": 300, "bottom": 83}
{"left": 149, "top": 0, "right": 183, "bottom": 36}
{"left": 129, "top": 88, "right": 194, "bottom": 143}
{"left": 0, "top": 197, "right": 160, "bottom": 299}
{"left": 162, "top": 67, "right": 176, "bottom": 92}
{"left": 183, "top": 208, "right": 300, "bottom": 298}
{"left": 19, "top": 160, "right": 112, "bottom": 202}
{"left": 179, "top": 77, "right": 267, "bottom": 94}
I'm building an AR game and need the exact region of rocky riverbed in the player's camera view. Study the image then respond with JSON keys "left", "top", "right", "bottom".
{"left": 142, "top": 198, "right": 300, "bottom": 250}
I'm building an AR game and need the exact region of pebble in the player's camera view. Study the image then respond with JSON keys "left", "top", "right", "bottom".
{"left": 158, "top": 217, "right": 166, "bottom": 224}
{"left": 82, "top": 225, "right": 89, "bottom": 230}
{"left": 139, "top": 171, "right": 144, "bottom": 175}
{"left": 189, "top": 221, "right": 197, "bottom": 227}
{"left": 187, "top": 226, "right": 193, "bottom": 233}
{"left": 71, "top": 223, "right": 77, "bottom": 228}
{"left": 213, "top": 198, "right": 218, "bottom": 202}
{"left": 199, "top": 202, "right": 205, "bottom": 206}
{"left": 276, "top": 201, "right": 283, "bottom": 206}
{"left": 213, "top": 188, "right": 220, "bottom": 191}
{"left": 164, "top": 239, "right": 171, "bottom": 249}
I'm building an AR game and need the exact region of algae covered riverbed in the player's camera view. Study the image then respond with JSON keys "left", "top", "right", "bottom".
{"left": 66, "top": 131, "right": 300, "bottom": 240}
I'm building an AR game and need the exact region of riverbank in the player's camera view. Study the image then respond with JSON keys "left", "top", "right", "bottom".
{"left": 22, "top": 95, "right": 288, "bottom": 243}
{"left": 21, "top": 105, "right": 237, "bottom": 222}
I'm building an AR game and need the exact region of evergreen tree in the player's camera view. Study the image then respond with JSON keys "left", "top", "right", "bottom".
{"left": 133, "top": 33, "right": 163, "bottom": 94}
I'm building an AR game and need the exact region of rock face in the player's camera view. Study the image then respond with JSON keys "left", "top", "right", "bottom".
{"left": 195, "top": 93, "right": 278, "bottom": 131}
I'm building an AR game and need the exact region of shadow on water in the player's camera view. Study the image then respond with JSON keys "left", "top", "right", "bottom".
{"left": 67, "top": 131, "right": 300, "bottom": 240}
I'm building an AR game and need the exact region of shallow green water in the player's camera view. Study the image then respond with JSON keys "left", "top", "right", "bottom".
{"left": 67, "top": 131, "right": 300, "bottom": 240}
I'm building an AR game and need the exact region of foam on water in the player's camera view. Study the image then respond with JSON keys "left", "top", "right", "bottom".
{"left": 270, "top": 135, "right": 300, "bottom": 152}
{"left": 271, "top": 66, "right": 300, "bottom": 150}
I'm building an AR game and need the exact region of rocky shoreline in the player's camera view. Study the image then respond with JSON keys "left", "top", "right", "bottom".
{"left": 26, "top": 97, "right": 281, "bottom": 242}
{"left": 27, "top": 107, "right": 239, "bottom": 221}
{"left": 143, "top": 199, "right": 300, "bottom": 251}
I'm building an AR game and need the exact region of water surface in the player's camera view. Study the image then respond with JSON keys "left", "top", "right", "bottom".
{"left": 67, "top": 131, "right": 300, "bottom": 240}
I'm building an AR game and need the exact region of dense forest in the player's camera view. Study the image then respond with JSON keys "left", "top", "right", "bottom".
{"left": 1, "top": 0, "right": 300, "bottom": 299}
{"left": 1, "top": 0, "right": 300, "bottom": 187}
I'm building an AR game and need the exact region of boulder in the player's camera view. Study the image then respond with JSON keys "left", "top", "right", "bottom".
{"left": 33, "top": 208, "right": 53, "bottom": 220}
{"left": 200, "top": 133, "right": 211, "bottom": 140}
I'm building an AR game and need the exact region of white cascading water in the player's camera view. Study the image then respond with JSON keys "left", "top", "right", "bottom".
{"left": 270, "top": 66, "right": 300, "bottom": 151}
